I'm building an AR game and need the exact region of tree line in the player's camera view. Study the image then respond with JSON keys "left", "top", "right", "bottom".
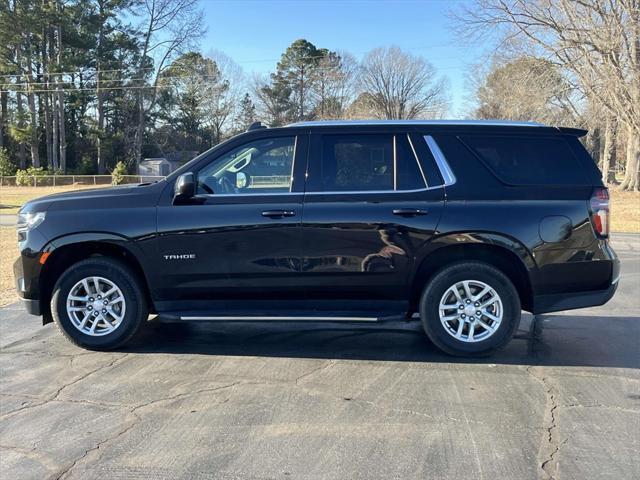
{"left": 456, "top": 0, "right": 640, "bottom": 191}
{"left": 0, "top": 0, "right": 638, "bottom": 191}
{"left": 0, "top": 0, "right": 446, "bottom": 177}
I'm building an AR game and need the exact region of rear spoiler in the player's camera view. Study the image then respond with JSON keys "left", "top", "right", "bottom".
{"left": 558, "top": 127, "right": 588, "bottom": 137}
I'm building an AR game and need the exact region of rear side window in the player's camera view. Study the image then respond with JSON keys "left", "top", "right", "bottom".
{"left": 307, "top": 134, "right": 426, "bottom": 192}
{"left": 460, "top": 135, "right": 588, "bottom": 185}
{"left": 396, "top": 135, "right": 426, "bottom": 190}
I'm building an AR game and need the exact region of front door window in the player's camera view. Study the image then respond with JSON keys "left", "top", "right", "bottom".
{"left": 197, "top": 136, "right": 296, "bottom": 195}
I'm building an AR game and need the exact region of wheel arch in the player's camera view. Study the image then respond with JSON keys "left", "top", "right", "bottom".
{"left": 39, "top": 234, "right": 155, "bottom": 324}
{"left": 411, "top": 233, "right": 536, "bottom": 312}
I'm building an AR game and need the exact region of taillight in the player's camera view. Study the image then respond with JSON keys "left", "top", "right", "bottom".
{"left": 589, "top": 187, "right": 609, "bottom": 238}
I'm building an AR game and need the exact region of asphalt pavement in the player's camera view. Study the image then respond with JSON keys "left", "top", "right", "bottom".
{"left": 0, "top": 234, "right": 638, "bottom": 479}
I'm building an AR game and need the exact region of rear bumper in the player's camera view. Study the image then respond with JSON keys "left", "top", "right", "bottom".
{"left": 532, "top": 274, "right": 619, "bottom": 314}
{"left": 531, "top": 238, "right": 620, "bottom": 314}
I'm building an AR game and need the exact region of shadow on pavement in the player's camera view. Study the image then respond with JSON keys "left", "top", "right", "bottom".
{"left": 123, "top": 312, "right": 640, "bottom": 369}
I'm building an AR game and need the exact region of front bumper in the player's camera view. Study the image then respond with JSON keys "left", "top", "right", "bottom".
{"left": 13, "top": 231, "right": 48, "bottom": 317}
{"left": 21, "top": 297, "right": 42, "bottom": 316}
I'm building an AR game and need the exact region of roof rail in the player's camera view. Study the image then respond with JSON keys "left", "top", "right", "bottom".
{"left": 286, "top": 120, "right": 547, "bottom": 128}
{"left": 247, "top": 121, "right": 268, "bottom": 131}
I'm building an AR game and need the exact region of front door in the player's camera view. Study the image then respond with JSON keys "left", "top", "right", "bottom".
{"left": 156, "top": 134, "right": 308, "bottom": 308}
{"left": 300, "top": 131, "right": 445, "bottom": 307}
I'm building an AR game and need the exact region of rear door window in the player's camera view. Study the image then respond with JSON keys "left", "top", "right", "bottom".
{"left": 396, "top": 135, "right": 427, "bottom": 190}
{"left": 460, "top": 135, "right": 588, "bottom": 185}
{"left": 306, "top": 134, "right": 427, "bottom": 192}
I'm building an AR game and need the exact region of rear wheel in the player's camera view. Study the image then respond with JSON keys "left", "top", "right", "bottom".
{"left": 51, "top": 257, "right": 148, "bottom": 350}
{"left": 420, "top": 261, "right": 520, "bottom": 356}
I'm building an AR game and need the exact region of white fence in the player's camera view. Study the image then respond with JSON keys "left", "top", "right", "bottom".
{"left": 0, "top": 175, "right": 165, "bottom": 187}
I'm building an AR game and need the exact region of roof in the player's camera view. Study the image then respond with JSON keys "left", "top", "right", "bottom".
{"left": 283, "top": 119, "right": 587, "bottom": 136}
{"left": 286, "top": 119, "right": 546, "bottom": 128}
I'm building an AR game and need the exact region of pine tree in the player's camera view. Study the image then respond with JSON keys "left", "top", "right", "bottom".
{"left": 237, "top": 93, "right": 256, "bottom": 130}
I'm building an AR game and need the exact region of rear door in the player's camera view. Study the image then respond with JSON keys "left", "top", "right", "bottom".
{"left": 299, "top": 129, "right": 445, "bottom": 306}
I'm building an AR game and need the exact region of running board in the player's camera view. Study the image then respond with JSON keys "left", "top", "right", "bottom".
{"left": 179, "top": 315, "right": 402, "bottom": 322}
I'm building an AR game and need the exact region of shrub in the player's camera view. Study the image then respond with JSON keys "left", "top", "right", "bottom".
{"left": 74, "top": 156, "right": 95, "bottom": 175}
{"left": 0, "top": 147, "right": 16, "bottom": 176}
{"left": 15, "top": 166, "right": 47, "bottom": 186}
{"left": 111, "top": 161, "right": 127, "bottom": 185}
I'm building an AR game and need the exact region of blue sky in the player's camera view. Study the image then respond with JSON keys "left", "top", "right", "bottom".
{"left": 199, "top": 0, "right": 483, "bottom": 115}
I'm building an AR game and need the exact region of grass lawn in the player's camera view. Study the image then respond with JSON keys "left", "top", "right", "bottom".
{"left": 610, "top": 190, "right": 640, "bottom": 233}
{"left": 0, "top": 226, "right": 19, "bottom": 306}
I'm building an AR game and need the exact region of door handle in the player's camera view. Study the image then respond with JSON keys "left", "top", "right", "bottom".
{"left": 261, "top": 210, "right": 296, "bottom": 218}
{"left": 392, "top": 208, "right": 428, "bottom": 217}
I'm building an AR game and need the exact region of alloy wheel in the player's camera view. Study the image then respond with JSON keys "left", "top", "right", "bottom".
{"left": 66, "top": 276, "right": 126, "bottom": 336}
{"left": 438, "top": 279, "right": 503, "bottom": 343}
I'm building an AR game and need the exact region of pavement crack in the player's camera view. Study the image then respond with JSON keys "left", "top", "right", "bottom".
{"left": 53, "top": 412, "right": 139, "bottom": 480}
{"left": 0, "top": 354, "right": 130, "bottom": 421}
{"left": 51, "top": 380, "right": 241, "bottom": 480}
{"left": 51, "top": 354, "right": 130, "bottom": 401}
{"left": 130, "top": 381, "right": 242, "bottom": 411}
{"left": 351, "top": 398, "right": 438, "bottom": 420}
{"left": 527, "top": 365, "right": 563, "bottom": 480}
{"left": 294, "top": 360, "right": 336, "bottom": 385}
{"left": 540, "top": 438, "right": 568, "bottom": 480}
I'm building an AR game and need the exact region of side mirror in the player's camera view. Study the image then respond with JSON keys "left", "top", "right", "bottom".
{"left": 174, "top": 172, "right": 196, "bottom": 200}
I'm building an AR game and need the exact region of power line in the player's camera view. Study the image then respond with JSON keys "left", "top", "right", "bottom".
{"left": 0, "top": 42, "right": 461, "bottom": 78}
{"left": 0, "top": 66, "right": 155, "bottom": 79}
{"left": 1, "top": 73, "right": 225, "bottom": 88}
{"left": 0, "top": 84, "right": 176, "bottom": 94}
{"left": 1, "top": 60, "right": 470, "bottom": 91}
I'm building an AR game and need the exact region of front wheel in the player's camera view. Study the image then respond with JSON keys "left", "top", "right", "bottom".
{"left": 51, "top": 257, "right": 148, "bottom": 350}
{"left": 420, "top": 261, "right": 521, "bottom": 356}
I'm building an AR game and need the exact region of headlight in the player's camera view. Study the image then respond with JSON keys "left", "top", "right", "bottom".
{"left": 17, "top": 212, "right": 46, "bottom": 232}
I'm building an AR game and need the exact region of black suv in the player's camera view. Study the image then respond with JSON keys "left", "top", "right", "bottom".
{"left": 14, "top": 120, "right": 619, "bottom": 355}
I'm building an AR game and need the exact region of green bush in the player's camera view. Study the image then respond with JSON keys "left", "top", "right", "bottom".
{"left": 74, "top": 156, "right": 95, "bottom": 175}
{"left": 0, "top": 147, "right": 17, "bottom": 176}
{"left": 111, "top": 161, "right": 127, "bottom": 185}
{"left": 15, "top": 166, "right": 47, "bottom": 186}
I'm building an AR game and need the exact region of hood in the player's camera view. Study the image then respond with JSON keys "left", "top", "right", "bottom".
{"left": 20, "top": 182, "right": 162, "bottom": 213}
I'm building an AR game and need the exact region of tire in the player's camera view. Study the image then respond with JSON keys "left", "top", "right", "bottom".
{"left": 419, "top": 261, "right": 520, "bottom": 356}
{"left": 50, "top": 257, "right": 148, "bottom": 350}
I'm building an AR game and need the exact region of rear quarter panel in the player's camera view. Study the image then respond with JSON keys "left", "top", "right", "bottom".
{"left": 428, "top": 132, "right": 612, "bottom": 296}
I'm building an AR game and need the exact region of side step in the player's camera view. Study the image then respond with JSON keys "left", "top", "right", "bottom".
{"left": 157, "top": 312, "right": 414, "bottom": 323}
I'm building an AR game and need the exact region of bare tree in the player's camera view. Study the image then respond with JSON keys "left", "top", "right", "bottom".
{"left": 344, "top": 92, "right": 378, "bottom": 120}
{"left": 359, "top": 46, "right": 448, "bottom": 119}
{"left": 473, "top": 56, "right": 577, "bottom": 124}
{"left": 205, "top": 50, "right": 244, "bottom": 142}
{"left": 311, "top": 51, "right": 358, "bottom": 119}
{"left": 454, "top": 0, "right": 640, "bottom": 190}
{"left": 131, "top": 0, "right": 204, "bottom": 166}
{"left": 600, "top": 114, "right": 618, "bottom": 185}
{"left": 24, "top": 35, "right": 40, "bottom": 167}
